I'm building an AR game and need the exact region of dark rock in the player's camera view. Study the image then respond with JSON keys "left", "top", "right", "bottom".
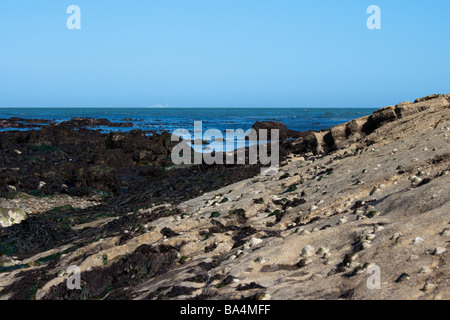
{"left": 236, "top": 282, "right": 266, "bottom": 291}
{"left": 161, "top": 227, "right": 180, "bottom": 238}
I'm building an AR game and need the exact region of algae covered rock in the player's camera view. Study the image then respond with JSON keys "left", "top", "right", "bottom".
{"left": 0, "top": 208, "right": 27, "bottom": 227}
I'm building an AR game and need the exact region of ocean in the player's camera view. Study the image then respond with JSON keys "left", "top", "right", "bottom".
{"left": 0, "top": 108, "right": 376, "bottom": 134}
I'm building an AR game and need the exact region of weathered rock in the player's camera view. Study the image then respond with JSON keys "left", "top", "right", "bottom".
{"left": 297, "top": 258, "right": 312, "bottom": 268}
{"left": 0, "top": 208, "right": 27, "bottom": 227}
{"left": 301, "top": 245, "right": 315, "bottom": 257}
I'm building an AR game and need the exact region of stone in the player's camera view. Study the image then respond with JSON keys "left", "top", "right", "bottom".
{"left": 433, "top": 247, "right": 446, "bottom": 255}
{"left": 301, "top": 245, "right": 315, "bottom": 257}
{"left": 248, "top": 237, "right": 263, "bottom": 248}
{"left": 395, "top": 273, "right": 411, "bottom": 283}
{"left": 316, "top": 247, "right": 330, "bottom": 256}
{"left": 365, "top": 234, "right": 376, "bottom": 241}
{"left": 412, "top": 237, "right": 424, "bottom": 245}
{"left": 419, "top": 266, "right": 431, "bottom": 274}
{"left": 343, "top": 253, "right": 358, "bottom": 266}
{"left": 422, "top": 283, "right": 435, "bottom": 292}
{"left": 0, "top": 208, "right": 27, "bottom": 227}
{"left": 297, "top": 258, "right": 312, "bottom": 268}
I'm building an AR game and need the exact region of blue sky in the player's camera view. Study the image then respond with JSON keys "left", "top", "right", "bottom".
{"left": 0, "top": 0, "right": 449, "bottom": 108}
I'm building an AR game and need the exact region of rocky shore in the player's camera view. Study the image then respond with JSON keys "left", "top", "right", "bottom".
{"left": 0, "top": 94, "right": 449, "bottom": 300}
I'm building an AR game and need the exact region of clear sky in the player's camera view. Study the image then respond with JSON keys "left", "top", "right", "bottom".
{"left": 0, "top": 0, "right": 449, "bottom": 108}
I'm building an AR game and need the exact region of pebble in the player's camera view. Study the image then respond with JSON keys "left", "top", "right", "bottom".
{"left": 373, "top": 225, "right": 384, "bottom": 233}
{"left": 338, "top": 218, "right": 347, "bottom": 225}
{"left": 316, "top": 247, "right": 330, "bottom": 256}
{"left": 297, "top": 258, "right": 312, "bottom": 268}
{"left": 366, "top": 210, "right": 381, "bottom": 218}
{"left": 324, "top": 258, "right": 334, "bottom": 266}
{"left": 343, "top": 253, "right": 358, "bottom": 266}
{"left": 365, "top": 234, "right": 376, "bottom": 241}
{"left": 412, "top": 237, "right": 424, "bottom": 245}
{"left": 254, "top": 257, "right": 266, "bottom": 264}
{"left": 299, "top": 229, "right": 310, "bottom": 236}
{"left": 395, "top": 273, "right": 411, "bottom": 283}
{"left": 419, "top": 266, "right": 431, "bottom": 274}
{"left": 410, "top": 176, "right": 423, "bottom": 186}
{"left": 361, "top": 240, "right": 372, "bottom": 250}
{"left": 301, "top": 245, "right": 315, "bottom": 257}
{"left": 433, "top": 247, "right": 446, "bottom": 255}
{"left": 248, "top": 237, "right": 263, "bottom": 248}
{"left": 255, "top": 293, "right": 271, "bottom": 300}
{"left": 391, "top": 233, "right": 402, "bottom": 241}
{"left": 422, "top": 283, "right": 435, "bottom": 292}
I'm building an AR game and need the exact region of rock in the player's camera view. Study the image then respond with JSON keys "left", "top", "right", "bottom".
{"left": 254, "top": 257, "right": 266, "bottom": 264}
{"left": 412, "top": 237, "right": 424, "bottom": 245}
{"left": 391, "top": 233, "right": 402, "bottom": 241}
{"left": 365, "top": 210, "right": 381, "bottom": 219}
{"left": 323, "top": 252, "right": 332, "bottom": 259}
{"left": 363, "top": 106, "right": 398, "bottom": 134}
{"left": 433, "top": 247, "right": 446, "bottom": 255}
{"left": 248, "top": 237, "right": 263, "bottom": 248}
{"left": 373, "top": 225, "right": 384, "bottom": 233}
{"left": 395, "top": 273, "right": 411, "bottom": 283}
{"left": 441, "top": 228, "right": 450, "bottom": 237}
{"left": 316, "top": 247, "right": 330, "bottom": 256}
{"left": 365, "top": 234, "right": 376, "bottom": 241}
{"left": 343, "top": 253, "right": 358, "bottom": 266}
{"left": 297, "top": 258, "right": 312, "bottom": 268}
{"left": 324, "top": 258, "right": 334, "bottom": 266}
{"left": 410, "top": 176, "right": 423, "bottom": 186}
{"left": 414, "top": 94, "right": 440, "bottom": 103}
{"left": 252, "top": 121, "right": 300, "bottom": 141}
{"left": 59, "top": 117, "right": 133, "bottom": 128}
{"left": 0, "top": 208, "right": 27, "bottom": 227}
{"left": 419, "top": 266, "right": 431, "bottom": 274}
{"left": 301, "top": 245, "right": 315, "bottom": 257}
{"left": 422, "top": 283, "right": 435, "bottom": 292}
{"left": 361, "top": 240, "right": 372, "bottom": 250}
{"left": 254, "top": 293, "right": 271, "bottom": 300}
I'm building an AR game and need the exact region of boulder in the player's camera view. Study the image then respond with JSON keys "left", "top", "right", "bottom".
{"left": 363, "top": 106, "right": 398, "bottom": 135}
{"left": 252, "top": 121, "right": 288, "bottom": 140}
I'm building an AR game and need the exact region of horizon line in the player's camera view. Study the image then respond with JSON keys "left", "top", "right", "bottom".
{"left": 1, "top": 106, "right": 377, "bottom": 109}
